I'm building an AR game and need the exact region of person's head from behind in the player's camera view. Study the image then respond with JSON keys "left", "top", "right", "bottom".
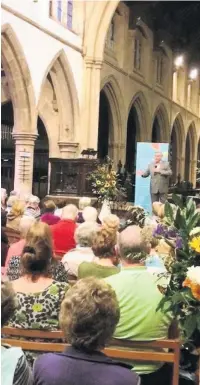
{"left": 28, "top": 195, "right": 40, "bottom": 210}
{"left": 6, "top": 196, "right": 18, "bottom": 211}
{"left": 92, "top": 227, "right": 117, "bottom": 260}
{"left": 42, "top": 199, "right": 56, "bottom": 214}
{"left": 152, "top": 202, "right": 164, "bottom": 219}
{"left": 21, "top": 222, "right": 53, "bottom": 281}
{"left": 79, "top": 197, "right": 91, "bottom": 211}
{"left": 1, "top": 188, "right": 7, "bottom": 206}
{"left": 75, "top": 222, "right": 99, "bottom": 247}
{"left": 1, "top": 280, "right": 16, "bottom": 326}
{"left": 118, "top": 225, "right": 150, "bottom": 265}
{"left": 19, "top": 216, "right": 36, "bottom": 239}
{"left": 102, "top": 214, "right": 120, "bottom": 233}
{"left": 154, "top": 151, "right": 163, "bottom": 164}
{"left": 141, "top": 225, "right": 159, "bottom": 252}
{"left": 9, "top": 200, "right": 25, "bottom": 217}
{"left": 62, "top": 204, "right": 78, "bottom": 221}
{"left": 82, "top": 206, "right": 98, "bottom": 223}
{"left": 59, "top": 277, "right": 120, "bottom": 352}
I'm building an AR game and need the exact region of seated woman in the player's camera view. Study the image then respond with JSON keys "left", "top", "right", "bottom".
{"left": 77, "top": 197, "right": 91, "bottom": 224}
{"left": 1, "top": 280, "right": 33, "bottom": 385}
{"left": 8, "top": 222, "right": 68, "bottom": 365}
{"left": 62, "top": 222, "right": 98, "bottom": 278}
{"left": 33, "top": 277, "right": 140, "bottom": 385}
{"left": 7, "top": 222, "right": 68, "bottom": 282}
{"left": 142, "top": 226, "right": 166, "bottom": 275}
{"left": 78, "top": 215, "right": 120, "bottom": 279}
{"left": 6, "top": 200, "right": 25, "bottom": 231}
{"left": 40, "top": 199, "right": 60, "bottom": 226}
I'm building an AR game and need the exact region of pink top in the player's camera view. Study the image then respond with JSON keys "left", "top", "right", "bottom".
{"left": 5, "top": 239, "right": 26, "bottom": 269}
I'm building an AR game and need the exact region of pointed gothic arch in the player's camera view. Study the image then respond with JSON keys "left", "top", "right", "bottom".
{"left": 170, "top": 113, "right": 185, "bottom": 182}
{"left": 185, "top": 122, "right": 198, "bottom": 184}
{"left": 152, "top": 103, "right": 170, "bottom": 143}
{"left": 1, "top": 24, "right": 36, "bottom": 134}
{"left": 38, "top": 49, "right": 79, "bottom": 150}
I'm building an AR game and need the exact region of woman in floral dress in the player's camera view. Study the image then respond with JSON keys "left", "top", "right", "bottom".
{"left": 8, "top": 222, "right": 68, "bottom": 365}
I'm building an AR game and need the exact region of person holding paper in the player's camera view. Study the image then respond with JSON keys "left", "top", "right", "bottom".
{"left": 142, "top": 151, "right": 172, "bottom": 204}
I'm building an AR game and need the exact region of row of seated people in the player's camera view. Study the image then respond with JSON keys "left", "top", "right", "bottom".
{"left": 1, "top": 211, "right": 178, "bottom": 385}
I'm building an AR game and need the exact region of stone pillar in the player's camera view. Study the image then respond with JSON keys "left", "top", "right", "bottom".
{"left": 82, "top": 57, "right": 103, "bottom": 151}
{"left": 13, "top": 133, "right": 37, "bottom": 194}
{"left": 191, "top": 159, "right": 197, "bottom": 187}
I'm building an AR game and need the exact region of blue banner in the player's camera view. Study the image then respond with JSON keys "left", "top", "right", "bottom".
{"left": 134, "top": 142, "right": 169, "bottom": 213}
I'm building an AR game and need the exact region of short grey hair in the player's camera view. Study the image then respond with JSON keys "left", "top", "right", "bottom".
{"left": 75, "top": 222, "right": 99, "bottom": 247}
{"left": 119, "top": 225, "right": 150, "bottom": 263}
{"left": 82, "top": 206, "right": 98, "bottom": 223}
{"left": 62, "top": 204, "right": 78, "bottom": 221}
{"left": 79, "top": 197, "right": 91, "bottom": 210}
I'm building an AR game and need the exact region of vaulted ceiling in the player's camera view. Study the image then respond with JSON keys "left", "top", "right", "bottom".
{"left": 124, "top": 1, "right": 200, "bottom": 65}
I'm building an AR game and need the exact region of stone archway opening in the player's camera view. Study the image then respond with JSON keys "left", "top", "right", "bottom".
{"left": 126, "top": 105, "right": 139, "bottom": 173}
{"left": 184, "top": 123, "right": 197, "bottom": 184}
{"left": 152, "top": 116, "right": 161, "bottom": 142}
{"left": 170, "top": 114, "right": 185, "bottom": 183}
{"left": 1, "top": 100, "right": 15, "bottom": 193}
{"left": 152, "top": 104, "right": 169, "bottom": 143}
{"left": 33, "top": 117, "right": 49, "bottom": 199}
{"left": 97, "top": 90, "right": 112, "bottom": 160}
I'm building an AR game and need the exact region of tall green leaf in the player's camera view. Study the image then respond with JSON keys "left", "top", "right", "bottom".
{"left": 172, "top": 194, "right": 184, "bottom": 209}
{"left": 174, "top": 208, "right": 186, "bottom": 230}
{"left": 187, "top": 212, "right": 200, "bottom": 234}
{"left": 164, "top": 202, "right": 174, "bottom": 225}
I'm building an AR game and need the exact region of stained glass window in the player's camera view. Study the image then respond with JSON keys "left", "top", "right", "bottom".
{"left": 67, "top": 0, "right": 73, "bottom": 29}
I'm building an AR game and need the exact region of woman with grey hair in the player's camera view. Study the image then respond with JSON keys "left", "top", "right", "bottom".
{"left": 1, "top": 280, "right": 33, "bottom": 385}
{"left": 33, "top": 277, "right": 140, "bottom": 385}
{"left": 62, "top": 222, "right": 98, "bottom": 278}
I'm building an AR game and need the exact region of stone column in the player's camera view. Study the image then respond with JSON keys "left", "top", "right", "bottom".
{"left": 13, "top": 133, "right": 37, "bottom": 194}
{"left": 82, "top": 57, "right": 103, "bottom": 151}
{"left": 191, "top": 159, "right": 197, "bottom": 187}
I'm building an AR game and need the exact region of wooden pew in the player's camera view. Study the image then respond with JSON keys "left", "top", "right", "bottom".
{"left": 2, "top": 327, "right": 181, "bottom": 385}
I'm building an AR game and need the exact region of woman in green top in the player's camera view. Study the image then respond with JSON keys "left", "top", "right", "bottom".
{"left": 78, "top": 215, "right": 120, "bottom": 279}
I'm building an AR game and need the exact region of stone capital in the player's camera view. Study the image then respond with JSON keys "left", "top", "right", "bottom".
{"left": 58, "top": 141, "right": 79, "bottom": 158}
{"left": 94, "top": 59, "right": 103, "bottom": 70}
{"left": 84, "top": 56, "right": 94, "bottom": 68}
{"left": 12, "top": 132, "right": 38, "bottom": 142}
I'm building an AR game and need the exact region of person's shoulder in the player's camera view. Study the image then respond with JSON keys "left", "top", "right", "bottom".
{"left": 107, "top": 363, "right": 140, "bottom": 385}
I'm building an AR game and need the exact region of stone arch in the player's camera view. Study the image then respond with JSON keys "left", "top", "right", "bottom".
{"left": 185, "top": 122, "right": 198, "bottom": 184}
{"left": 170, "top": 113, "right": 185, "bottom": 181}
{"left": 1, "top": 24, "right": 36, "bottom": 134}
{"left": 152, "top": 103, "right": 170, "bottom": 142}
{"left": 128, "top": 91, "right": 150, "bottom": 141}
{"left": 38, "top": 49, "right": 79, "bottom": 153}
{"left": 84, "top": 1, "right": 120, "bottom": 60}
{"left": 125, "top": 91, "right": 150, "bottom": 173}
{"left": 100, "top": 75, "right": 125, "bottom": 147}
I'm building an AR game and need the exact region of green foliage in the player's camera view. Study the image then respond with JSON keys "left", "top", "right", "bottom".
{"left": 156, "top": 195, "right": 200, "bottom": 342}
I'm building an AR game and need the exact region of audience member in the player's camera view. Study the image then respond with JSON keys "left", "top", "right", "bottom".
{"left": 142, "top": 226, "right": 166, "bottom": 274}
{"left": 33, "top": 278, "right": 140, "bottom": 385}
{"left": 1, "top": 280, "right": 33, "bottom": 385}
{"left": 6, "top": 200, "right": 25, "bottom": 231}
{"left": 51, "top": 204, "right": 78, "bottom": 259}
{"left": 6, "top": 195, "right": 18, "bottom": 214}
{"left": 152, "top": 201, "right": 164, "bottom": 220}
{"left": 1, "top": 208, "right": 7, "bottom": 227}
{"left": 8, "top": 222, "right": 68, "bottom": 365}
{"left": 1, "top": 188, "right": 7, "bottom": 211}
{"left": 1, "top": 228, "right": 9, "bottom": 275}
{"left": 24, "top": 195, "right": 40, "bottom": 219}
{"left": 82, "top": 206, "right": 98, "bottom": 223}
{"left": 77, "top": 197, "right": 91, "bottom": 223}
{"left": 105, "top": 225, "right": 172, "bottom": 384}
{"left": 7, "top": 222, "right": 68, "bottom": 282}
{"left": 54, "top": 198, "right": 67, "bottom": 218}
{"left": 62, "top": 222, "right": 98, "bottom": 278}
{"left": 78, "top": 215, "right": 120, "bottom": 279}
{"left": 5, "top": 216, "right": 35, "bottom": 270}
{"left": 40, "top": 199, "right": 60, "bottom": 225}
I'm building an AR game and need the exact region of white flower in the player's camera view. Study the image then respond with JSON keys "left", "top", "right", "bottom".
{"left": 186, "top": 266, "right": 200, "bottom": 285}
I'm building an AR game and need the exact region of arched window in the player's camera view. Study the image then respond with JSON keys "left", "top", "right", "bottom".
{"left": 106, "top": 18, "right": 115, "bottom": 50}
{"left": 57, "top": 0, "right": 62, "bottom": 22}
{"left": 67, "top": 0, "right": 73, "bottom": 29}
{"left": 134, "top": 38, "right": 142, "bottom": 70}
{"left": 156, "top": 54, "right": 164, "bottom": 85}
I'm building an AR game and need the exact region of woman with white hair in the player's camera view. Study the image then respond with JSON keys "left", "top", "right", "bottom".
{"left": 82, "top": 206, "right": 98, "bottom": 223}
{"left": 77, "top": 197, "right": 91, "bottom": 223}
{"left": 24, "top": 195, "right": 40, "bottom": 219}
{"left": 62, "top": 222, "right": 98, "bottom": 278}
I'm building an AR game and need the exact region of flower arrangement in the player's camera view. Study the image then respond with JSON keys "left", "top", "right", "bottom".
{"left": 156, "top": 194, "right": 200, "bottom": 340}
{"left": 88, "top": 157, "right": 118, "bottom": 202}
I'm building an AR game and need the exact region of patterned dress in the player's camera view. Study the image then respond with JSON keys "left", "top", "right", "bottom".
{"left": 8, "top": 280, "right": 68, "bottom": 365}
{"left": 7, "top": 256, "right": 68, "bottom": 282}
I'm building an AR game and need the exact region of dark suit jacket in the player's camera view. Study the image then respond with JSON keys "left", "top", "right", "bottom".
{"left": 33, "top": 346, "right": 140, "bottom": 385}
{"left": 142, "top": 161, "right": 172, "bottom": 194}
